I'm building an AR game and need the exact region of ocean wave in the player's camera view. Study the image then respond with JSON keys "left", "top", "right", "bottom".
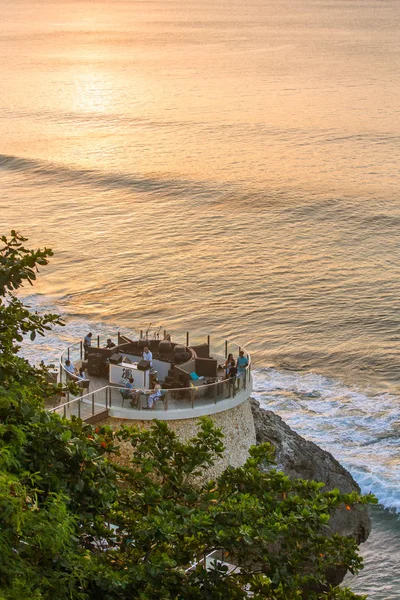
{"left": 252, "top": 368, "right": 400, "bottom": 513}
{"left": 0, "top": 152, "right": 226, "bottom": 199}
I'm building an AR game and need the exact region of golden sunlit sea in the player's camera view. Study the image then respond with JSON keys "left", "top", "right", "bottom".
{"left": 1, "top": 1, "right": 400, "bottom": 596}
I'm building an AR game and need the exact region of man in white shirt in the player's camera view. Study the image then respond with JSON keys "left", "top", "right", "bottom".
{"left": 142, "top": 346, "right": 153, "bottom": 367}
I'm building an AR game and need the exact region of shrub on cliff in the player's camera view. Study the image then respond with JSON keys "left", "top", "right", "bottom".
{"left": 0, "top": 232, "right": 374, "bottom": 599}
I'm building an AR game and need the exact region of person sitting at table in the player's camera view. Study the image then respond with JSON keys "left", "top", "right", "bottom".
{"left": 77, "top": 366, "right": 87, "bottom": 380}
{"left": 120, "top": 377, "right": 134, "bottom": 405}
{"left": 105, "top": 338, "right": 116, "bottom": 349}
{"left": 65, "top": 359, "right": 77, "bottom": 376}
{"left": 146, "top": 380, "right": 161, "bottom": 410}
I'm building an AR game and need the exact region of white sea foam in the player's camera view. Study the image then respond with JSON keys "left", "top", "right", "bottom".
{"left": 252, "top": 368, "right": 400, "bottom": 513}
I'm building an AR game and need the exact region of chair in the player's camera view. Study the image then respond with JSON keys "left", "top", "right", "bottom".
{"left": 120, "top": 388, "right": 132, "bottom": 407}
{"left": 142, "top": 389, "right": 167, "bottom": 410}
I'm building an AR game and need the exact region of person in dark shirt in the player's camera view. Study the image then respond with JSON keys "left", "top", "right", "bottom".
{"left": 83, "top": 332, "right": 92, "bottom": 358}
{"left": 227, "top": 358, "right": 237, "bottom": 397}
{"left": 105, "top": 338, "right": 116, "bottom": 349}
{"left": 120, "top": 377, "right": 135, "bottom": 405}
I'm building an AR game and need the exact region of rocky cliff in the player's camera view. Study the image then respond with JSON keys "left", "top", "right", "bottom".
{"left": 250, "top": 398, "right": 371, "bottom": 584}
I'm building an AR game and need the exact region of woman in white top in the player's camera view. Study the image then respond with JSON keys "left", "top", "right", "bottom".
{"left": 147, "top": 381, "right": 161, "bottom": 410}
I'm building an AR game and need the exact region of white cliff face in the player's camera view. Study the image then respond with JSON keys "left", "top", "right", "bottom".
{"left": 104, "top": 398, "right": 257, "bottom": 480}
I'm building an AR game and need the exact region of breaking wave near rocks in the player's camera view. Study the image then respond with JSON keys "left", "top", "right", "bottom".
{"left": 252, "top": 368, "right": 400, "bottom": 513}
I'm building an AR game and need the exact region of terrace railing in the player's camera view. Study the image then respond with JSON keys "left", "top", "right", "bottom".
{"left": 56, "top": 330, "right": 251, "bottom": 421}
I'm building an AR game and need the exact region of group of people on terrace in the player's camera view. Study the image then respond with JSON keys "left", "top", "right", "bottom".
{"left": 121, "top": 377, "right": 162, "bottom": 410}
{"left": 64, "top": 332, "right": 249, "bottom": 410}
{"left": 65, "top": 332, "right": 160, "bottom": 409}
{"left": 224, "top": 350, "right": 249, "bottom": 379}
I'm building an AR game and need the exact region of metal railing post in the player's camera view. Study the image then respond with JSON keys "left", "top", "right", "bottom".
{"left": 67, "top": 347, "right": 70, "bottom": 361}
{"left": 80, "top": 341, "right": 83, "bottom": 360}
{"left": 225, "top": 340, "right": 228, "bottom": 358}
{"left": 63, "top": 404, "right": 66, "bottom": 418}
{"left": 186, "top": 331, "right": 189, "bottom": 346}
{"left": 97, "top": 335, "right": 100, "bottom": 348}
{"left": 207, "top": 335, "right": 210, "bottom": 347}
{"left": 78, "top": 399, "right": 81, "bottom": 419}
{"left": 92, "top": 393, "right": 95, "bottom": 416}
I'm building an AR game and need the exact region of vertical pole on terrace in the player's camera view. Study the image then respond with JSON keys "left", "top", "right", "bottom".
{"left": 97, "top": 335, "right": 100, "bottom": 348}
{"left": 63, "top": 404, "right": 66, "bottom": 418}
{"left": 165, "top": 391, "right": 168, "bottom": 411}
{"left": 140, "top": 330, "right": 143, "bottom": 339}
{"left": 207, "top": 335, "right": 210, "bottom": 348}
{"left": 105, "top": 387, "right": 108, "bottom": 409}
{"left": 67, "top": 347, "right": 70, "bottom": 361}
{"left": 78, "top": 399, "right": 81, "bottom": 419}
{"left": 92, "top": 393, "right": 95, "bottom": 416}
{"left": 225, "top": 340, "right": 228, "bottom": 358}
{"left": 186, "top": 331, "right": 189, "bottom": 346}
{"left": 80, "top": 341, "right": 83, "bottom": 360}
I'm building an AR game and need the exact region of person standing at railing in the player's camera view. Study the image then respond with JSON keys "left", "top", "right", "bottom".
{"left": 224, "top": 353, "right": 235, "bottom": 377}
{"left": 105, "top": 338, "right": 116, "bottom": 349}
{"left": 83, "top": 332, "right": 92, "bottom": 358}
{"left": 237, "top": 351, "right": 249, "bottom": 375}
{"left": 227, "top": 359, "right": 237, "bottom": 397}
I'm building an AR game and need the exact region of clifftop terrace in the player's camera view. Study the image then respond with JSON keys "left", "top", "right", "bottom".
{"left": 52, "top": 329, "right": 252, "bottom": 423}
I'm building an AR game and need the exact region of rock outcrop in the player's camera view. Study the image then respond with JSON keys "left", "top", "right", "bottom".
{"left": 250, "top": 398, "right": 371, "bottom": 583}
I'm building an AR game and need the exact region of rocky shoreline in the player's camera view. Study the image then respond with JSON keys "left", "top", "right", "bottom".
{"left": 250, "top": 398, "right": 371, "bottom": 585}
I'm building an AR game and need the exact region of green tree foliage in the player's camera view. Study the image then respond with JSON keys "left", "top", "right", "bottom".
{"left": 0, "top": 232, "right": 375, "bottom": 599}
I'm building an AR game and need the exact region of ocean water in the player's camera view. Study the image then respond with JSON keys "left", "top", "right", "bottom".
{"left": 1, "top": 1, "right": 400, "bottom": 596}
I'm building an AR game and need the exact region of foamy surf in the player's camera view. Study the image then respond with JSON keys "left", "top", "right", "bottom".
{"left": 252, "top": 368, "right": 400, "bottom": 513}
